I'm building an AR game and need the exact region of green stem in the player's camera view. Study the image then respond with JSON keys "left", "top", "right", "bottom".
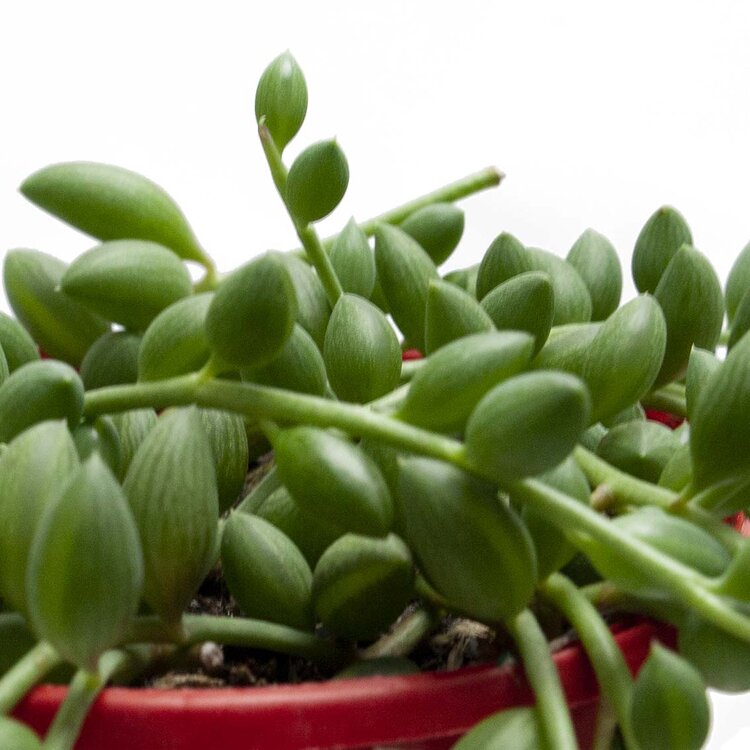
{"left": 573, "top": 445, "right": 677, "bottom": 509}
{"left": 505, "top": 609, "right": 578, "bottom": 750}
{"left": 192, "top": 261, "right": 220, "bottom": 293}
{"left": 400, "top": 357, "right": 425, "bottom": 382}
{"left": 83, "top": 376, "right": 465, "bottom": 466}
{"left": 573, "top": 446, "right": 743, "bottom": 551}
{"left": 259, "top": 121, "right": 343, "bottom": 306}
{"left": 123, "top": 614, "right": 347, "bottom": 666}
{"left": 0, "top": 641, "right": 61, "bottom": 715}
{"left": 539, "top": 574, "right": 638, "bottom": 750}
{"left": 361, "top": 604, "right": 439, "bottom": 659}
{"left": 641, "top": 382, "right": 687, "bottom": 417}
{"left": 320, "top": 166, "right": 504, "bottom": 247}
{"left": 235, "top": 464, "right": 281, "bottom": 514}
{"left": 42, "top": 650, "right": 129, "bottom": 750}
{"left": 508, "top": 477, "right": 750, "bottom": 644}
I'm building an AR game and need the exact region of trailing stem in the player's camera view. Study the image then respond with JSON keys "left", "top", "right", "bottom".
{"left": 0, "top": 641, "right": 61, "bottom": 715}
{"left": 42, "top": 650, "right": 130, "bottom": 750}
{"left": 508, "top": 478, "right": 750, "bottom": 644}
{"left": 505, "top": 609, "right": 578, "bottom": 750}
{"left": 259, "top": 121, "right": 343, "bottom": 305}
{"left": 321, "top": 166, "right": 503, "bottom": 246}
{"left": 123, "top": 614, "right": 348, "bottom": 667}
{"left": 539, "top": 573, "right": 638, "bottom": 750}
{"left": 83, "top": 375, "right": 465, "bottom": 467}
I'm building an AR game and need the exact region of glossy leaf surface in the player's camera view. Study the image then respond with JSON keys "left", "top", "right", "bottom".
{"left": 123, "top": 408, "right": 219, "bottom": 624}
{"left": 272, "top": 426, "right": 393, "bottom": 536}
{"left": 423, "top": 279, "right": 494, "bottom": 354}
{"left": 465, "top": 370, "right": 591, "bottom": 480}
{"left": 312, "top": 533, "right": 414, "bottom": 640}
{"left": 20, "top": 161, "right": 207, "bottom": 263}
{"left": 222, "top": 512, "right": 313, "bottom": 630}
{"left": 398, "top": 331, "right": 534, "bottom": 434}
{"left": 323, "top": 293, "right": 401, "bottom": 403}
{"left": 61, "top": 240, "right": 192, "bottom": 331}
{"left": 396, "top": 456, "right": 536, "bottom": 621}
{"left": 27, "top": 455, "right": 143, "bottom": 671}
{"left": 4, "top": 249, "right": 109, "bottom": 365}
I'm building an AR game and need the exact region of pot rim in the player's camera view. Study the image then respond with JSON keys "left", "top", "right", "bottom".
{"left": 14, "top": 618, "right": 675, "bottom": 749}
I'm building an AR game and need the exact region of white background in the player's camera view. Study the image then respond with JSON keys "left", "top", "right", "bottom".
{"left": 1, "top": 1, "right": 749, "bottom": 746}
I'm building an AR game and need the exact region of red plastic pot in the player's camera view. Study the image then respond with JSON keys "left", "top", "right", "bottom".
{"left": 13, "top": 618, "right": 674, "bottom": 750}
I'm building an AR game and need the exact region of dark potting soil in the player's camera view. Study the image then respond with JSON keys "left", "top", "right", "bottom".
{"left": 135, "top": 458, "right": 615, "bottom": 690}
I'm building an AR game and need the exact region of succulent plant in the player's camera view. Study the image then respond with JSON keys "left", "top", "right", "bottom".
{"left": 1, "top": 51, "right": 750, "bottom": 750}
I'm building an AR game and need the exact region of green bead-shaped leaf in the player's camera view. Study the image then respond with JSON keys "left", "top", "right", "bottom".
{"left": 285, "top": 140, "right": 349, "bottom": 224}
{"left": 566, "top": 228, "right": 622, "bottom": 320}
{"left": 653, "top": 244, "right": 724, "bottom": 386}
{"left": 531, "top": 322, "right": 601, "bottom": 376}
{"left": 612, "top": 507, "right": 729, "bottom": 577}
{"left": 477, "top": 234, "right": 592, "bottom": 324}
{"left": 255, "top": 51, "right": 307, "bottom": 152}
{"left": 110, "top": 408, "right": 157, "bottom": 481}
{"left": 280, "top": 254, "right": 331, "bottom": 350}
{"left": 479, "top": 271, "right": 554, "bottom": 355}
{"left": 690, "top": 332, "right": 750, "bottom": 491}
{"left": 123, "top": 407, "right": 219, "bottom": 624}
{"left": 80, "top": 331, "right": 141, "bottom": 390}
{"left": 0, "top": 360, "right": 84, "bottom": 444}
{"left": 323, "top": 293, "right": 401, "bottom": 403}
{"left": 399, "top": 203, "right": 464, "bottom": 266}
{"left": 222, "top": 512, "right": 313, "bottom": 630}
{"left": 443, "top": 264, "right": 479, "bottom": 297}
{"left": 27, "top": 455, "right": 143, "bottom": 670}
{"left": 526, "top": 247, "right": 592, "bottom": 324}
{"left": 244, "top": 323, "right": 327, "bottom": 397}
{"left": 685, "top": 347, "right": 720, "bottom": 422}
{"left": 206, "top": 252, "right": 297, "bottom": 369}
{"left": 597, "top": 420, "right": 679, "bottom": 483}
{"left": 374, "top": 223, "right": 439, "bottom": 351}
{"left": 658, "top": 442, "right": 693, "bottom": 492}
{"left": 243, "top": 484, "right": 344, "bottom": 567}
{"left": 726, "top": 240, "right": 750, "bottom": 324}
{"left": 138, "top": 293, "right": 212, "bottom": 381}
{"left": 398, "top": 331, "right": 534, "bottom": 434}
{"left": 312, "top": 533, "right": 414, "bottom": 640}
{"left": 0, "top": 717, "right": 42, "bottom": 749}
{"left": 0, "top": 345, "right": 8, "bottom": 387}
{"left": 396, "top": 456, "right": 537, "bottom": 621}
{"left": 631, "top": 643, "right": 709, "bottom": 750}
{"left": 679, "top": 610, "right": 750, "bottom": 692}
{"left": 61, "top": 240, "right": 192, "bottom": 331}
{"left": 728, "top": 287, "right": 750, "bottom": 351}
{"left": 454, "top": 707, "right": 541, "bottom": 750}
{"left": 632, "top": 206, "right": 693, "bottom": 294}
{"left": 329, "top": 218, "right": 376, "bottom": 298}
{"left": 72, "top": 416, "right": 122, "bottom": 473}
{"left": 4, "top": 249, "right": 109, "bottom": 366}
{"left": 582, "top": 295, "right": 667, "bottom": 423}
{"left": 518, "top": 457, "right": 591, "bottom": 580}
{"left": 0, "top": 312, "right": 39, "bottom": 372}
{"left": 465, "top": 371, "right": 591, "bottom": 480}
{"left": 0, "top": 421, "right": 79, "bottom": 615}
{"left": 199, "top": 409, "right": 249, "bottom": 513}
{"left": 476, "top": 232, "right": 529, "bottom": 301}
{"left": 424, "top": 279, "right": 494, "bottom": 354}
{"left": 271, "top": 426, "right": 393, "bottom": 536}
{"left": 20, "top": 161, "right": 208, "bottom": 263}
